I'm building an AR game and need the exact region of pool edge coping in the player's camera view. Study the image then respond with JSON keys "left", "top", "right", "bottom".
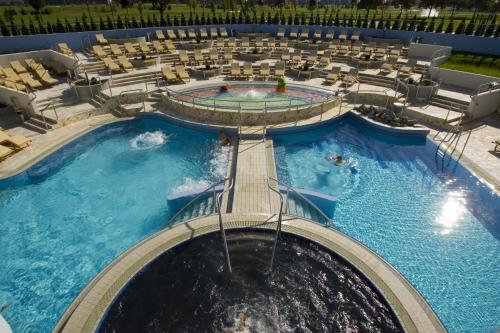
{"left": 53, "top": 214, "right": 446, "bottom": 333}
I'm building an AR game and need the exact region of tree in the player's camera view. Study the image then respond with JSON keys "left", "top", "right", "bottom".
{"left": 3, "top": 8, "right": 17, "bottom": 23}
{"left": 28, "top": 0, "right": 45, "bottom": 24}
{"left": 394, "top": 0, "right": 416, "bottom": 13}
{"left": 119, "top": 0, "right": 131, "bottom": 19}
{"left": 357, "top": 0, "right": 382, "bottom": 16}
{"left": 308, "top": 0, "right": 317, "bottom": 12}
{"left": 152, "top": 0, "right": 170, "bottom": 16}
{"left": 137, "top": 1, "right": 145, "bottom": 18}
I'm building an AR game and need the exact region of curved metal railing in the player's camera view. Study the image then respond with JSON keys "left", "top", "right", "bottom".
{"left": 267, "top": 177, "right": 284, "bottom": 272}
{"left": 216, "top": 177, "right": 234, "bottom": 273}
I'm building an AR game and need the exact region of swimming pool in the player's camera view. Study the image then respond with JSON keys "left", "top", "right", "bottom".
{"left": 173, "top": 83, "right": 335, "bottom": 110}
{"left": 273, "top": 114, "right": 500, "bottom": 333}
{"left": 0, "top": 117, "right": 229, "bottom": 332}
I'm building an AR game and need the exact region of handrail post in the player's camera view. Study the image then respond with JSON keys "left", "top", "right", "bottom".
{"left": 263, "top": 102, "right": 267, "bottom": 141}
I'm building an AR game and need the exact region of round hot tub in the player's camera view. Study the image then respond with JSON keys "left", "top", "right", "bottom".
{"left": 97, "top": 231, "right": 402, "bottom": 332}
{"left": 162, "top": 83, "right": 340, "bottom": 126}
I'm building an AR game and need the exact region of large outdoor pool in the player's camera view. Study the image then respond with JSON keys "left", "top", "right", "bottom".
{"left": 0, "top": 117, "right": 228, "bottom": 332}
{"left": 273, "top": 114, "right": 500, "bottom": 333}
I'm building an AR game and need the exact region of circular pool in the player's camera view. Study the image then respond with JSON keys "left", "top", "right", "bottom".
{"left": 162, "top": 83, "right": 340, "bottom": 126}
{"left": 97, "top": 231, "right": 402, "bottom": 332}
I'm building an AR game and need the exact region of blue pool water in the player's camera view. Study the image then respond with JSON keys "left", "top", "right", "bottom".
{"left": 274, "top": 115, "right": 500, "bottom": 333}
{"left": 0, "top": 117, "right": 228, "bottom": 332}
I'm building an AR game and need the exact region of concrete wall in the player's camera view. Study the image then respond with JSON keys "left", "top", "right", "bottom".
{"left": 429, "top": 67, "right": 499, "bottom": 91}
{"left": 469, "top": 89, "right": 500, "bottom": 119}
{"left": 407, "top": 43, "right": 451, "bottom": 61}
{"left": 0, "top": 24, "right": 499, "bottom": 55}
{"left": 0, "top": 86, "right": 34, "bottom": 117}
{"left": 0, "top": 49, "right": 77, "bottom": 73}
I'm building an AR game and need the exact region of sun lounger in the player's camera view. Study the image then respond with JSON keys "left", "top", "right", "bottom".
{"left": 306, "top": 50, "right": 317, "bottom": 65}
{"left": 343, "top": 68, "right": 358, "bottom": 86}
{"left": 329, "top": 39, "right": 340, "bottom": 51}
{"left": 230, "top": 62, "right": 241, "bottom": 79}
{"left": 277, "top": 27, "right": 285, "bottom": 38}
{"left": 228, "top": 37, "right": 236, "bottom": 48}
{"left": 0, "top": 130, "right": 31, "bottom": 149}
{"left": 34, "top": 68, "right": 58, "bottom": 86}
{"left": 109, "top": 44, "right": 123, "bottom": 56}
{"left": 259, "top": 62, "right": 270, "bottom": 80}
{"left": 178, "top": 50, "right": 189, "bottom": 65}
{"left": 95, "top": 33, "right": 108, "bottom": 45}
{"left": 177, "top": 29, "right": 187, "bottom": 40}
{"left": 162, "top": 65, "right": 177, "bottom": 82}
{"left": 319, "top": 50, "right": 332, "bottom": 67}
{"left": 223, "top": 48, "right": 233, "bottom": 63}
{"left": 152, "top": 40, "right": 164, "bottom": 53}
{"left": 241, "top": 37, "right": 250, "bottom": 48}
{"left": 124, "top": 42, "right": 137, "bottom": 55}
{"left": 164, "top": 39, "right": 176, "bottom": 52}
{"left": 25, "top": 58, "right": 44, "bottom": 72}
{"left": 0, "top": 145, "right": 13, "bottom": 161}
{"left": 19, "top": 73, "right": 42, "bottom": 89}
{"left": 325, "top": 30, "right": 334, "bottom": 40}
{"left": 92, "top": 45, "right": 107, "bottom": 58}
{"left": 167, "top": 29, "right": 177, "bottom": 40}
{"left": 220, "top": 27, "right": 228, "bottom": 38}
{"left": 3, "top": 68, "right": 22, "bottom": 82}
{"left": 0, "top": 65, "right": 5, "bottom": 78}
{"left": 274, "top": 61, "right": 285, "bottom": 78}
{"left": 175, "top": 65, "right": 190, "bottom": 82}
{"left": 255, "top": 37, "right": 263, "bottom": 48}
{"left": 139, "top": 41, "right": 151, "bottom": 54}
{"left": 493, "top": 139, "right": 500, "bottom": 153}
{"left": 279, "top": 38, "right": 288, "bottom": 48}
{"left": 267, "top": 37, "right": 275, "bottom": 50}
{"left": 380, "top": 56, "right": 398, "bottom": 74}
{"left": 58, "top": 43, "right": 74, "bottom": 56}
{"left": 313, "top": 29, "right": 321, "bottom": 40}
{"left": 242, "top": 62, "right": 253, "bottom": 79}
{"left": 209, "top": 49, "right": 218, "bottom": 63}
{"left": 194, "top": 49, "right": 204, "bottom": 65}
{"left": 210, "top": 27, "right": 218, "bottom": 39}
{"left": 351, "top": 31, "right": 361, "bottom": 41}
{"left": 281, "top": 49, "right": 290, "bottom": 63}
{"left": 399, "top": 59, "right": 417, "bottom": 76}
{"left": 0, "top": 77, "right": 26, "bottom": 91}
{"left": 289, "top": 28, "right": 298, "bottom": 39}
{"left": 188, "top": 29, "right": 197, "bottom": 40}
{"left": 325, "top": 66, "right": 341, "bottom": 84}
{"left": 292, "top": 49, "right": 302, "bottom": 65}
{"left": 300, "top": 28, "right": 309, "bottom": 40}
{"left": 200, "top": 28, "right": 208, "bottom": 40}
{"left": 215, "top": 38, "right": 225, "bottom": 48}
{"left": 10, "top": 61, "right": 28, "bottom": 74}
{"left": 338, "top": 29, "right": 348, "bottom": 41}
{"left": 103, "top": 57, "right": 121, "bottom": 73}
{"left": 117, "top": 56, "right": 133, "bottom": 72}
{"left": 156, "top": 30, "right": 165, "bottom": 41}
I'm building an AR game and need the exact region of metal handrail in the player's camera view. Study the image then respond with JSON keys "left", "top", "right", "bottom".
{"left": 167, "top": 177, "right": 230, "bottom": 225}
{"left": 269, "top": 177, "right": 333, "bottom": 226}
{"left": 38, "top": 101, "right": 59, "bottom": 129}
{"left": 267, "top": 177, "right": 284, "bottom": 272}
{"left": 471, "top": 81, "right": 500, "bottom": 97}
{"left": 216, "top": 177, "right": 234, "bottom": 273}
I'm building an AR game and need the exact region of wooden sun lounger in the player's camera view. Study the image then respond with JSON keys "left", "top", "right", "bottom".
{"left": 259, "top": 62, "right": 270, "bottom": 80}
{"left": 306, "top": 50, "right": 317, "bottom": 65}
{"left": 0, "top": 130, "right": 31, "bottom": 149}
{"left": 199, "top": 28, "right": 208, "bottom": 40}
{"left": 109, "top": 44, "right": 123, "bottom": 56}
{"left": 3, "top": 68, "right": 22, "bottom": 82}
{"left": 220, "top": 27, "right": 228, "bottom": 38}
{"left": 19, "top": 73, "right": 42, "bottom": 89}
{"left": 242, "top": 62, "right": 253, "bottom": 79}
{"left": 279, "top": 38, "right": 288, "bottom": 48}
{"left": 175, "top": 65, "right": 190, "bottom": 82}
{"left": 156, "top": 30, "right": 165, "bottom": 41}
{"left": 289, "top": 28, "right": 298, "bottom": 39}
{"left": 165, "top": 40, "right": 176, "bottom": 51}
{"left": 223, "top": 48, "right": 233, "bottom": 62}
{"left": 35, "top": 68, "right": 58, "bottom": 86}
{"left": 0, "top": 65, "right": 5, "bottom": 78}
{"left": 210, "top": 27, "right": 218, "bottom": 39}
{"left": 325, "top": 66, "right": 341, "bottom": 84}
{"left": 209, "top": 49, "right": 218, "bottom": 63}
{"left": 0, "top": 78, "right": 26, "bottom": 91}
{"left": 25, "top": 58, "right": 44, "bottom": 72}
{"left": 281, "top": 49, "right": 290, "bottom": 63}
{"left": 267, "top": 37, "right": 275, "bottom": 50}
{"left": 124, "top": 42, "right": 137, "bottom": 55}
{"left": 338, "top": 29, "right": 348, "bottom": 40}
{"left": 319, "top": 51, "right": 332, "bottom": 67}
{"left": 255, "top": 37, "right": 263, "bottom": 48}
{"left": 380, "top": 56, "right": 398, "bottom": 74}
{"left": 230, "top": 62, "right": 241, "bottom": 79}
{"left": 139, "top": 41, "right": 151, "bottom": 54}
{"left": 177, "top": 29, "right": 187, "bottom": 40}
{"left": 0, "top": 145, "right": 13, "bottom": 161}
{"left": 325, "top": 30, "right": 334, "bottom": 40}
{"left": 227, "top": 37, "right": 236, "bottom": 48}
{"left": 58, "top": 43, "right": 74, "bottom": 56}
{"left": 300, "top": 29, "right": 309, "bottom": 40}
{"left": 399, "top": 59, "right": 417, "bottom": 75}
{"left": 194, "top": 50, "right": 204, "bottom": 65}
{"left": 277, "top": 28, "right": 285, "bottom": 38}
{"left": 152, "top": 40, "right": 164, "bottom": 53}
{"left": 117, "top": 56, "right": 133, "bottom": 72}
{"left": 178, "top": 50, "right": 189, "bottom": 65}
{"left": 10, "top": 61, "right": 28, "bottom": 74}
{"left": 95, "top": 33, "right": 108, "bottom": 45}
{"left": 351, "top": 31, "right": 361, "bottom": 41}
{"left": 103, "top": 57, "right": 121, "bottom": 73}
{"left": 162, "top": 65, "right": 177, "bottom": 82}
{"left": 343, "top": 68, "right": 359, "bottom": 86}
{"left": 92, "top": 45, "right": 107, "bottom": 58}
{"left": 241, "top": 37, "right": 250, "bottom": 48}
{"left": 313, "top": 29, "right": 321, "bottom": 40}
{"left": 215, "top": 38, "right": 225, "bottom": 48}
{"left": 188, "top": 29, "right": 197, "bottom": 40}
{"left": 292, "top": 50, "right": 302, "bottom": 64}
{"left": 167, "top": 29, "right": 177, "bottom": 40}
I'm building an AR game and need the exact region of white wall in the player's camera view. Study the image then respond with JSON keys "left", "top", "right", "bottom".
{"left": 0, "top": 86, "right": 34, "bottom": 117}
{"left": 468, "top": 89, "right": 500, "bottom": 119}
{"left": 429, "top": 67, "right": 498, "bottom": 92}
{"left": 0, "top": 50, "right": 77, "bottom": 73}
{"left": 407, "top": 43, "right": 451, "bottom": 60}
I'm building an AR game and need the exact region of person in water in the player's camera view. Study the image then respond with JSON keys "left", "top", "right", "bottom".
{"left": 219, "top": 131, "right": 231, "bottom": 146}
{"left": 327, "top": 155, "right": 345, "bottom": 166}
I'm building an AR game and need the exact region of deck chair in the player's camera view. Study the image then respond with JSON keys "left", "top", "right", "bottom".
{"left": 306, "top": 50, "right": 317, "bottom": 65}
{"left": 277, "top": 27, "right": 285, "bottom": 38}
{"left": 209, "top": 49, "right": 219, "bottom": 63}
{"left": 227, "top": 37, "right": 236, "bottom": 48}
{"left": 325, "top": 30, "right": 334, "bottom": 40}
{"left": 281, "top": 49, "right": 290, "bottom": 63}
{"left": 175, "top": 65, "right": 190, "bottom": 83}
{"left": 337, "top": 41, "right": 350, "bottom": 55}
{"left": 351, "top": 31, "right": 361, "bottom": 41}
{"left": 92, "top": 45, "right": 107, "bottom": 58}
{"left": 274, "top": 61, "right": 285, "bottom": 78}
{"left": 210, "top": 27, "right": 218, "bottom": 39}
{"left": 279, "top": 38, "right": 288, "bottom": 48}
{"left": 109, "top": 44, "right": 122, "bottom": 56}
{"left": 242, "top": 62, "right": 253, "bottom": 79}
{"left": 58, "top": 43, "right": 74, "bottom": 56}
{"left": 493, "top": 139, "right": 500, "bottom": 153}
{"left": 95, "top": 33, "right": 108, "bottom": 45}
{"left": 255, "top": 37, "right": 263, "bottom": 48}
{"left": 177, "top": 29, "right": 187, "bottom": 40}
{"left": 338, "top": 29, "right": 348, "bottom": 41}
{"left": 10, "top": 61, "right": 28, "bottom": 74}
{"left": 220, "top": 27, "right": 228, "bottom": 38}
{"left": 223, "top": 48, "right": 233, "bottom": 63}
{"left": 319, "top": 50, "right": 332, "bottom": 67}
{"left": 259, "top": 62, "right": 270, "bottom": 80}
{"left": 351, "top": 41, "right": 363, "bottom": 56}
{"left": 178, "top": 50, "right": 189, "bottom": 65}
{"left": 199, "top": 28, "right": 208, "bottom": 40}
{"left": 162, "top": 65, "right": 177, "bottom": 82}
{"left": 399, "top": 59, "right": 417, "bottom": 76}
{"left": 292, "top": 49, "right": 302, "bottom": 65}
{"left": 375, "top": 45, "right": 388, "bottom": 57}
{"left": 0, "top": 130, "right": 31, "bottom": 149}
{"left": 329, "top": 39, "right": 340, "bottom": 51}
{"left": 0, "top": 145, "right": 13, "bottom": 161}
{"left": 0, "top": 65, "right": 5, "bottom": 78}
{"left": 0, "top": 78, "right": 26, "bottom": 91}
{"left": 194, "top": 49, "right": 204, "bottom": 65}
{"left": 167, "top": 29, "right": 177, "bottom": 40}
{"left": 300, "top": 28, "right": 309, "bottom": 40}
{"left": 124, "top": 43, "right": 137, "bottom": 55}
{"left": 289, "top": 28, "right": 298, "bottom": 39}
{"left": 241, "top": 37, "right": 250, "bottom": 48}
{"left": 117, "top": 56, "right": 133, "bottom": 72}
{"left": 139, "top": 41, "right": 151, "bottom": 54}
{"left": 188, "top": 29, "right": 197, "bottom": 40}
{"left": 365, "top": 42, "right": 376, "bottom": 53}
{"left": 152, "top": 40, "right": 164, "bottom": 53}
{"left": 230, "top": 62, "right": 241, "bottom": 79}
{"left": 34, "top": 68, "right": 58, "bottom": 86}
{"left": 25, "top": 58, "right": 44, "bottom": 72}
{"left": 156, "top": 30, "right": 165, "bottom": 41}
{"left": 380, "top": 56, "right": 398, "bottom": 75}
{"left": 313, "top": 29, "right": 322, "bottom": 40}
{"left": 325, "top": 66, "right": 341, "bottom": 84}
{"left": 343, "top": 68, "right": 358, "bottom": 86}
{"left": 103, "top": 57, "right": 121, "bottom": 73}
{"left": 19, "top": 73, "right": 42, "bottom": 89}
{"left": 267, "top": 37, "right": 275, "bottom": 50}
{"left": 2, "top": 68, "right": 22, "bottom": 82}
{"left": 165, "top": 39, "right": 176, "bottom": 52}
{"left": 390, "top": 44, "right": 403, "bottom": 57}
{"left": 215, "top": 38, "right": 225, "bottom": 48}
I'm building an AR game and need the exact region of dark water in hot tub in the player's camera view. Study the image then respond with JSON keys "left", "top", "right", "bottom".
{"left": 98, "top": 231, "right": 402, "bottom": 333}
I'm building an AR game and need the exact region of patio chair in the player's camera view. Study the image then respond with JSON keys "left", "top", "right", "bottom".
{"left": 58, "top": 43, "right": 74, "bottom": 56}
{"left": 124, "top": 42, "right": 137, "bottom": 55}
{"left": 319, "top": 50, "right": 332, "bottom": 67}
{"left": 95, "top": 33, "right": 108, "bottom": 45}
{"left": 175, "top": 65, "right": 190, "bottom": 83}
{"left": 230, "top": 62, "right": 241, "bottom": 79}
{"left": 167, "top": 29, "right": 177, "bottom": 40}
{"left": 162, "top": 65, "right": 177, "bottom": 82}
{"left": 259, "top": 62, "right": 270, "bottom": 80}
{"left": 243, "top": 62, "right": 253, "bottom": 79}
{"left": 156, "top": 30, "right": 165, "bottom": 41}
{"left": 10, "top": 61, "right": 28, "bottom": 74}
{"left": 325, "top": 66, "right": 341, "bottom": 84}
{"left": 19, "top": 73, "right": 42, "bottom": 89}
{"left": 109, "top": 44, "right": 122, "bottom": 56}
{"left": 117, "top": 56, "right": 134, "bottom": 72}
{"left": 342, "top": 68, "right": 359, "bottom": 86}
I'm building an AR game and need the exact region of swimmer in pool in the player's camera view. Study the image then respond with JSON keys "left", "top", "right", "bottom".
{"left": 219, "top": 131, "right": 231, "bottom": 146}
{"left": 327, "top": 155, "right": 345, "bottom": 166}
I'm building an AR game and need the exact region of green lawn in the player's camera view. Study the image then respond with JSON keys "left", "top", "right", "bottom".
{"left": 440, "top": 52, "right": 500, "bottom": 77}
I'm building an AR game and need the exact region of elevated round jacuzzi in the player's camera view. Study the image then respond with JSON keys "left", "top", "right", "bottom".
{"left": 162, "top": 83, "right": 340, "bottom": 126}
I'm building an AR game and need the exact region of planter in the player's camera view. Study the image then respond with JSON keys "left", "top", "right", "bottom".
{"left": 178, "top": 42, "right": 211, "bottom": 50}
{"left": 237, "top": 51, "right": 271, "bottom": 62}
{"left": 131, "top": 58, "right": 157, "bottom": 68}
{"left": 191, "top": 66, "right": 221, "bottom": 79}
{"left": 72, "top": 79, "right": 110, "bottom": 102}
{"left": 296, "top": 41, "right": 329, "bottom": 51}
{"left": 407, "top": 79, "right": 439, "bottom": 101}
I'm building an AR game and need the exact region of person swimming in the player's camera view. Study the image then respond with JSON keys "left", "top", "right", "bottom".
{"left": 327, "top": 155, "right": 345, "bottom": 166}
{"left": 219, "top": 131, "right": 231, "bottom": 146}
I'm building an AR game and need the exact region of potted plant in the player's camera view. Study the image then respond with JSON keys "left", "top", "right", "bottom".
{"left": 276, "top": 77, "right": 286, "bottom": 93}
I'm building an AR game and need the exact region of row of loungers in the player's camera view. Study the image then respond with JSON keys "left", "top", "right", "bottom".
{"left": 161, "top": 65, "right": 190, "bottom": 83}
{"left": 0, "top": 59, "right": 58, "bottom": 91}
{"left": 92, "top": 40, "right": 176, "bottom": 59}
{"left": 229, "top": 62, "right": 285, "bottom": 80}
{"left": 0, "top": 130, "right": 31, "bottom": 161}
{"left": 155, "top": 28, "right": 229, "bottom": 41}
{"left": 277, "top": 28, "right": 361, "bottom": 41}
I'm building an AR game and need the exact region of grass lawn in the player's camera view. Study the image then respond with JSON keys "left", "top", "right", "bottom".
{"left": 440, "top": 52, "right": 500, "bottom": 78}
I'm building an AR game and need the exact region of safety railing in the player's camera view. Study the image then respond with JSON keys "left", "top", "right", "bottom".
{"left": 38, "top": 102, "right": 59, "bottom": 129}
{"left": 267, "top": 177, "right": 284, "bottom": 272}
{"left": 471, "top": 81, "right": 500, "bottom": 97}
{"left": 215, "top": 178, "right": 234, "bottom": 273}
{"left": 118, "top": 88, "right": 146, "bottom": 114}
